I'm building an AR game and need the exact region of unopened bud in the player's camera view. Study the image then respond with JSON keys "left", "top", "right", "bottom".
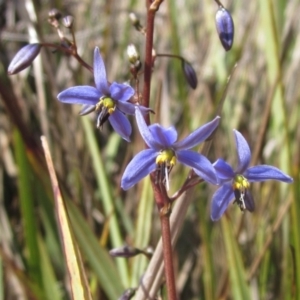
{"left": 215, "top": 7, "right": 234, "bottom": 51}
{"left": 48, "top": 8, "right": 62, "bottom": 20}
{"left": 48, "top": 8, "right": 62, "bottom": 28}
{"left": 62, "top": 15, "right": 74, "bottom": 28}
{"left": 144, "top": 246, "right": 154, "bottom": 257}
{"left": 7, "top": 43, "right": 42, "bottom": 75}
{"left": 127, "top": 44, "right": 141, "bottom": 73}
{"left": 129, "top": 12, "right": 144, "bottom": 32}
{"left": 109, "top": 246, "right": 142, "bottom": 258}
{"left": 182, "top": 60, "right": 198, "bottom": 89}
{"left": 118, "top": 288, "right": 136, "bottom": 300}
{"left": 127, "top": 44, "right": 139, "bottom": 64}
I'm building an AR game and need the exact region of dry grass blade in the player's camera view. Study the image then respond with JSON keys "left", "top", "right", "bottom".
{"left": 40, "top": 136, "right": 92, "bottom": 300}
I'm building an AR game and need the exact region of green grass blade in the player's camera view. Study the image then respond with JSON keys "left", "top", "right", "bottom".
{"left": 81, "top": 117, "right": 129, "bottom": 287}
{"left": 222, "top": 217, "right": 251, "bottom": 300}
{"left": 198, "top": 201, "right": 215, "bottom": 300}
{"left": 131, "top": 177, "right": 153, "bottom": 286}
{"left": 13, "top": 129, "right": 42, "bottom": 287}
{"left": 38, "top": 235, "right": 62, "bottom": 300}
{"left": 259, "top": 2, "right": 299, "bottom": 298}
{"left": 42, "top": 136, "right": 92, "bottom": 300}
{"left": 67, "top": 199, "right": 124, "bottom": 299}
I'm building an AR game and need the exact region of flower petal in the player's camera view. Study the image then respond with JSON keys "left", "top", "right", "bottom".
{"left": 93, "top": 47, "right": 109, "bottom": 94}
{"left": 149, "top": 124, "right": 178, "bottom": 147}
{"left": 210, "top": 183, "right": 234, "bottom": 221}
{"left": 135, "top": 107, "right": 163, "bottom": 150}
{"left": 79, "top": 104, "right": 96, "bottom": 116}
{"left": 233, "top": 129, "right": 251, "bottom": 173}
{"left": 174, "top": 116, "right": 220, "bottom": 150}
{"left": 109, "top": 110, "right": 132, "bottom": 142}
{"left": 117, "top": 100, "right": 136, "bottom": 115}
{"left": 176, "top": 150, "right": 218, "bottom": 184}
{"left": 213, "top": 158, "right": 235, "bottom": 183}
{"left": 245, "top": 165, "right": 293, "bottom": 183}
{"left": 57, "top": 86, "right": 100, "bottom": 105}
{"left": 110, "top": 82, "right": 135, "bottom": 102}
{"left": 121, "top": 149, "right": 157, "bottom": 190}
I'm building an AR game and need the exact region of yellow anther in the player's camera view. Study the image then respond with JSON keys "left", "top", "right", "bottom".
{"left": 155, "top": 149, "right": 176, "bottom": 166}
{"left": 96, "top": 97, "right": 116, "bottom": 113}
{"left": 232, "top": 174, "right": 250, "bottom": 190}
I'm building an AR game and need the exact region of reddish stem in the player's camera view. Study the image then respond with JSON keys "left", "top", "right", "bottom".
{"left": 143, "top": 1, "right": 177, "bottom": 299}
{"left": 160, "top": 207, "right": 178, "bottom": 300}
{"left": 151, "top": 176, "right": 177, "bottom": 300}
{"left": 41, "top": 43, "right": 93, "bottom": 73}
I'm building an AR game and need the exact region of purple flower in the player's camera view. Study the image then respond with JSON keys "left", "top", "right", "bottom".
{"left": 57, "top": 47, "right": 146, "bottom": 141}
{"left": 211, "top": 130, "right": 293, "bottom": 221}
{"left": 121, "top": 108, "right": 220, "bottom": 190}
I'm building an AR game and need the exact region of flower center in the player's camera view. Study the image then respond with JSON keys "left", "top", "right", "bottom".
{"left": 95, "top": 97, "right": 116, "bottom": 128}
{"left": 155, "top": 149, "right": 176, "bottom": 191}
{"left": 232, "top": 175, "right": 255, "bottom": 212}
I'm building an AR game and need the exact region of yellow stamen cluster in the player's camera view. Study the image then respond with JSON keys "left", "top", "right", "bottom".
{"left": 155, "top": 149, "right": 176, "bottom": 191}
{"left": 156, "top": 149, "right": 176, "bottom": 166}
{"left": 96, "top": 97, "right": 116, "bottom": 114}
{"left": 232, "top": 174, "right": 249, "bottom": 191}
{"left": 232, "top": 175, "right": 250, "bottom": 211}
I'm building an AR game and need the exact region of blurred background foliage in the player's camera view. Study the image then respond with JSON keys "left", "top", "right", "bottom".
{"left": 0, "top": 0, "right": 299, "bottom": 299}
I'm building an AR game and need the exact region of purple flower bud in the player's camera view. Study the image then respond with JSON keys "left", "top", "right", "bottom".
{"left": 62, "top": 15, "right": 74, "bottom": 28}
{"left": 109, "top": 246, "right": 142, "bottom": 258}
{"left": 215, "top": 7, "right": 234, "bottom": 51}
{"left": 7, "top": 43, "right": 42, "bottom": 75}
{"left": 182, "top": 60, "right": 198, "bottom": 89}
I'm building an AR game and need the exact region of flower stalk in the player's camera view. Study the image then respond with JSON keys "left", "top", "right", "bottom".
{"left": 160, "top": 204, "right": 177, "bottom": 300}
{"left": 142, "top": 1, "right": 177, "bottom": 299}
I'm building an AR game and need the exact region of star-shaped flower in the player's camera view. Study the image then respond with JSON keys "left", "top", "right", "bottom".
{"left": 57, "top": 47, "right": 147, "bottom": 141}
{"left": 121, "top": 107, "right": 220, "bottom": 190}
{"left": 211, "top": 129, "right": 293, "bottom": 221}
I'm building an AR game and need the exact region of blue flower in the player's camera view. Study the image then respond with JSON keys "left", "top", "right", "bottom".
{"left": 121, "top": 107, "right": 220, "bottom": 190}
{"left": 211, "top": 129, "right": 293, "bottom": 221}
{"left": 57, "top": 47, "right": 146, "bottom": 141}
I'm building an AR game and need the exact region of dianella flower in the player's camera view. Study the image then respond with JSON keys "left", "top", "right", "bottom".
{"left": 211, "top": 130, "right": 293, "bottom": 221}
{"left": 57, "top": 47, "right": 148, "bottom": 141}
{"left": 121, "top": 107, "right": 220, "bottom": 190}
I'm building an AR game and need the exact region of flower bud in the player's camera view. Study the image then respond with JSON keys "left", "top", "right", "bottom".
{"left": 7, "top": 43, "right": 42, "bottom": 75}
{"left": 48, "top": 8, "right": 62, "bottom": 28}
{"left": 127, "top": 44, "right": 139, "bottom": 65}
{"left": 182, "top": 60, "right": 198, "bottom": 89}
{"left": 129, "top": 12, "right": 144, "bottom": 32}
{"left": 118, "top": 288, "right": 136, "bottom": 300}
{"left": 127, "top": 44, "right": 141, "bottom": 73}
{"left": 215, "top": 7, "right": 234, "bottom": 51}
{"left": 48, "top": 8, "right": 62, "bottom": 20}
{"left": 109, "top": 246, "right": 142, "bottom": 258}
{"left": 62, "top": 15, "right": 74, "bottom": 28}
